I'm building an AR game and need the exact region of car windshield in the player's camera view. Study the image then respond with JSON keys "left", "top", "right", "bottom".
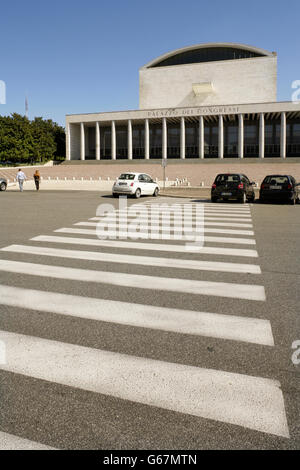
{"left": 215, "top": 174, "right": 240, "bottom": 183}
{"left": 264, "top": 176, "right": 289, "bottom": 185}
{"left": 118, "top": 174, "right": 135, "bottom": 180}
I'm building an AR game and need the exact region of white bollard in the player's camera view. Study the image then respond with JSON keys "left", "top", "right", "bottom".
{"left": 48, "top": 176, "right": 51, "bottom": 180}
{"left": 99, "top": 176, "right": 101, "bottom": 180}
{"left": 81, "top": 177, "right": 84, "bottom": 181}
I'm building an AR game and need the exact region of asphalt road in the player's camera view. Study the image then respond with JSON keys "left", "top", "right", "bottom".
{"left": 0, "top": 190, "right": 299, "bottom": 450}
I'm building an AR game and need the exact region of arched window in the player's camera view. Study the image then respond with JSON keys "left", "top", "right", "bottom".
{"left": 150, "top": 47, "right": 264, "bottom": 68}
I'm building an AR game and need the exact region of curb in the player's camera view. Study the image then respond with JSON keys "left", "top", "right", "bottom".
{"left": 159, "top": 193, "right": 210, "bottom": 199}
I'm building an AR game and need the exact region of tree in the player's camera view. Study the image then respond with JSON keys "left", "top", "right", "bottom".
{"left": 0, "top": 113, "right": 65, "bottom": 164}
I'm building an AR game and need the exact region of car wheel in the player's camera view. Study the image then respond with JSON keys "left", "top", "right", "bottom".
{"left": 211, "top": 197, "right": 217, "bottom": 203}
{"left": 0, "top": 182, "right": 7, "bottom": 191}
{"left": 112, "top": 193, "right": 118, "bottom": 198}
{"left": 239, "top": 193, "right": 246, "bottom": 204}
{"left": 248, "top": 194, "right": 255, "bottom": 203}
{"left": 153, "top": 187, "right": 159, "bottom": 197}
{"left": 135, "top": 188, "right": 141, "bottom": 199}
{"left": 289, "top": 196, "right": 296, "bottom": 205}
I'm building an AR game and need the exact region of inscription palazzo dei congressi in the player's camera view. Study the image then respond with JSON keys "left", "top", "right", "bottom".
{"left": 147, "top": 106, "right": 240, "bottom": 118}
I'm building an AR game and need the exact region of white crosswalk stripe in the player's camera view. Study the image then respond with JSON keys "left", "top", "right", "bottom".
{"left": 0, "top": 259, "right": 266, "bottom": 300}
{"left": 31, "top": 235, "right": 259, "bottom": 257}
{"left": 1, "top": 245, "right": 261, "bottom": 274}
{"left": 114, "top": 210, "right": 251, "bottom": 218}
{"left": 90, "top": 216, "right": 253, "bottom": 223}
{"left": 82, "top": 220, "right": 254, "bottom": 228}
{"left": 0, "top": 431, "right": 55, "bottom": 450}
{"left": 0, "top": 201, "right": 290, "bottom": 445}
{"left": 0, "top": 330, "right": 289, "bottom": 438}
{"left": 141, "top": 202, "right": 250, "bottom": 207}
{"left": 0, "top": 285, "right": 273, "bottom": 345}
{"left": 55, "top": 226, "right": 255, "bottom": 236}
{"left": 54, "top": 227, "right": 256, "bottom": 244}
{"left": 137, "top": 203, "right": 251, "bottom": 210}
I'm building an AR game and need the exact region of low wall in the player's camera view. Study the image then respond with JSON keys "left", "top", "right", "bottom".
{"left": 2, "top": 158, "right": 300, "bottom": 187}
{"left": 62, "top": 158, "right": 300, "bottom": 186}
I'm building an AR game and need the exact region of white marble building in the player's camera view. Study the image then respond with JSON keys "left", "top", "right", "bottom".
{"left": 66, "top": 43, "right": 300, "bottom": 161}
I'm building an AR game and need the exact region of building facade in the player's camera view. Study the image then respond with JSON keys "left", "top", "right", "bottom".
{"left": 66, "top": 43, "right": 300, "bottom": 161}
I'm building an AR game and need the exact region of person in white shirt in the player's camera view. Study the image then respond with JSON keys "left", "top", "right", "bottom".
{"left": 16, "top": 169, "right": 26, "bottom": 192}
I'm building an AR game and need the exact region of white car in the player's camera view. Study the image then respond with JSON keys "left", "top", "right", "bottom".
{"left": 112, "top": 172, "right": 160, "bottom": 198}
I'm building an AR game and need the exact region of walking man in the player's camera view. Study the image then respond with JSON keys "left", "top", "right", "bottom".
{"left": 16, "top": 168, "right": 26, "bottom": 192}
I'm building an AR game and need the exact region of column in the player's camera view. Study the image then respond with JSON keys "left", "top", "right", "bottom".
{"left": 145, "top": 119, "right": 150, "bottom": 159}
{"left": 199, "top": 116, "right": 204, "bottom": 159}
{"left": 66, "top": 123, "right": 71, "bottom": 160}
{"left": 259, "top": 113, "right": 265, "bottom": 159}
{"left": 162, "top": 117, "right": 167, "bottom": 159}
{"left": 80, "top": 122, "right": 85, "bottom": 161}
{"left": 238, "top": 114, "right": 244, "bottom": 159}
{"left": 180, "top": 117, "right": 185, "bottom": 159}
{"left": 280, "top": 112, "right": 286, "bottom": 159}
{"left": 111, "top": 121, "right": 116, "bottom": 160}
{"left": 128, "top": 119, "right": 132, "bottom": 160}
{"left": 218, "top": 115, "right": 224, "bottom": 159}
{"left": 95, "top": 122, "right": 100, "bottom": 160}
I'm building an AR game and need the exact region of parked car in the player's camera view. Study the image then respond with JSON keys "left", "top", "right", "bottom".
{"left": 0, "top": 177, "right": 7, "bottom": 191}
{"left": 211, "top": 173, "right": 255, "bottom": 203}
{"left": 112, "top": 172, "right": 160, "bottom": 198}
{"left": 259, "top": 175, "right": 299, "bottom": 205}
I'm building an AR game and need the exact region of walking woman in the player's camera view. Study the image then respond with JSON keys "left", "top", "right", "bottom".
{"left": 33, "top": 170, "right": 41, "bottom": 191}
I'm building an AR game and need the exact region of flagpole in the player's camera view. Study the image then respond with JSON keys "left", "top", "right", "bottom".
{"left": 25, "top": 95, "right": 28, "bottom": 118}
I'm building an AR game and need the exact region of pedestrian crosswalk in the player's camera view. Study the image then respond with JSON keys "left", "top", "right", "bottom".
{"left": 0, "top": 200, "right": 290, "bottom": 448}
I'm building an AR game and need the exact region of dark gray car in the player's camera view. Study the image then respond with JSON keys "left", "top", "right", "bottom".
{"left": 0, "top": 177, "right": 7, "bottom": 191}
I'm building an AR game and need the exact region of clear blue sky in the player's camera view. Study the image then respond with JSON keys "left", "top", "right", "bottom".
{"left": 1, "top": 0, "right": 299, "bottom": 127}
